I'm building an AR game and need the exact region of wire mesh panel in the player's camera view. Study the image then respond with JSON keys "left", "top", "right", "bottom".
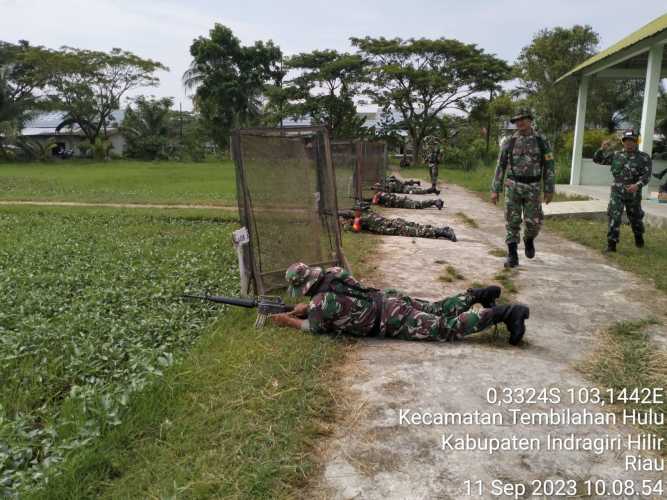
{"left": 358, "top": 141, "right": 388, "bottom": 199}
{"left": 232, "top": 127, "right": 345, "bottom": 294}
{"left": 330, "top": 140, "right": 361, "bottom": 209}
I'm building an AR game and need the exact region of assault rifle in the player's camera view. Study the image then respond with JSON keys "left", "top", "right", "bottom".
{"left": 183, "top": 294, "right": 294, "bottom": 328}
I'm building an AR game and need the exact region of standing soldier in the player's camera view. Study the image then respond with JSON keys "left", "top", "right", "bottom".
{"left": 427, "top": 147, "right": 442, "bottom": 190}
{"left": 592, "top": 130, "right": 652, "bottom": 252}
{"left": 491, "top": 109, "right": 555, "bottom": 268}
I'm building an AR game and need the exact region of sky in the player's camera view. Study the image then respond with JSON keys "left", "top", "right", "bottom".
{"left": 1, "top": 0, "right": 666, "bottom": 110}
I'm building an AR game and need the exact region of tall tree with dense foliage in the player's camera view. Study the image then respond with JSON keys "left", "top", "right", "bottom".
{"left": 184, "top": 24, "right": 282, "bottom": 147}
{"left": 515, "top": 25, "right": 599, "bottom": 148}
{"left": 46, "top": 47, "right": 166, "bottom": 148}
{"left": 284, "top": 50, "right": 367, "bottom": 138}
{"left": 0, "top": 41, "right": 54, "bottom": 157}
{"left": 351, "top": 36, "right": 511, "bottom": 162}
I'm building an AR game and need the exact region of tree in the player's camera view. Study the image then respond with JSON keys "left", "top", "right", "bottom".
{"left": 468, "top": 91, "right": 513, "bottom": 157}
{"left": 46, "top": 47, "right": 166, "bottom": 149}
{"left": 0, "top": 41, "right": 54, "bottom": 157}
{"left": 184, "top": 24, "right": 282, "bottom": 147}
{"left": 284, "top": 50, "right": 367, "bottom": 138}
{"left": 351, "top": 36, "right": 511, "bottom": 163}
{"left": 121, "top": 96, "right": 174, "bottom": 160}
{"left": 515, "top": 25, "right": 599, "bottom": 149}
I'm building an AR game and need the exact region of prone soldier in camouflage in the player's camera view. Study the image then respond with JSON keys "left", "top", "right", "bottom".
{"left": 339, "top": 206, "right": 457, "bottom": 241}
{"left": 593, "top": 130, "right": 652, "bottom": 251}
{"left": 491, "top": 109, "right": 555, "bottom": 268}
{"left": 370, "top": 191, "right": 444, "bottom": 210}
{"left": 378, "top": 176, "right": 441, "bottom": 195}
{"left": 270, "top": 263, "right": 530, "bottom": 346}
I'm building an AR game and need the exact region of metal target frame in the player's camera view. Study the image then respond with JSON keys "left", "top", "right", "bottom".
{"left": 232, "top": 126, "right": 347, "bottom": 295}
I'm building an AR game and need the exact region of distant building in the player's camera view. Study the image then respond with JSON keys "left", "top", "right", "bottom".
{"left": 19, "top": 110, "right": 126, "bottom": 157}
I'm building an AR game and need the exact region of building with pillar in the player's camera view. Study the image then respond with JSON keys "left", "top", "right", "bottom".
{"left": 557, "top": 13, "right": 666, "bottom": 191}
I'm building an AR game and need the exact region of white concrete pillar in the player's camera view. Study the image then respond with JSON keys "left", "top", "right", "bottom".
{"left": 570, "top": 75, "right": 590, "bottom": 185}
{"left": 639, "top": 43, "right": 664, "bottom": 156}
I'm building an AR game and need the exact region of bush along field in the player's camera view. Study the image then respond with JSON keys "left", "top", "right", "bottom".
{"left": 0, "top": 207, "right": 238, "bottom": 496}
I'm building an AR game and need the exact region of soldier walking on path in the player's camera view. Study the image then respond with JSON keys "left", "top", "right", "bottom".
{"left": 491, "top": 109, "right": 555, "bottom": 268}
{"left": 593, "top": 130, "right": 652, "bottom": 252}
{"left": 427, "top": 147, "right": 441, "bottom": 190}
{"left": 370, "top": 191, "right": 444, "bottom": 210}
{"left": 270, "top": 263, "right": 530, "bottom": 345}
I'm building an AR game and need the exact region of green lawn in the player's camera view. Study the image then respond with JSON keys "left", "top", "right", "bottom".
{"left": 545, "top": 218, "right": 667, "bottom": 293}
{"left": 0, "top": 160, "right": 237, "bottom": 206}
{"left": 0, "top": 205, "right": 354, "bottom": 499}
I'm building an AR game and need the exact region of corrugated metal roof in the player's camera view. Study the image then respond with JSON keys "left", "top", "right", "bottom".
{"left": 557, "top": 12, "right": 667, "bottom": 82}
{"left": 23, "top": 110, "right": 125, "bottom": 129}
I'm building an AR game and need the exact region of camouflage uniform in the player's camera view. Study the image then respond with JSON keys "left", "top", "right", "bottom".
{"left": 372, "top": 192, "right": 442, "bottom": 210}
{"left": 340, "top": 211, "right": 457, "bottom": 241}
{"left": 492, "top": 131, "right": 555, "bottom": 244}
{"left": 593, "top": 147, "right": 652, "bottom": 243}
{"left": 305, "top": 267, "right": 493, "bottom": 341}
{"left": 428, "top": 150, "right": 441, "bottom": 188}
{"left": 383, "top": 177, "right": 439, "bottom": 195}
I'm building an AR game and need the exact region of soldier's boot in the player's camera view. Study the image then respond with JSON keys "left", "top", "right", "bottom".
{"left": 434, "top": 199, "right": 444, "bottom": 210}
{"left": 604, "top": 240, "right": 617, "bottom": 253}
{"left": 524, "top": 238, "right": 536, "bottom": 259}
{"left": 504, "top": 242, "right": 519, "bottom": 268}
{"left": 490, "top": 304, "right": 530, "bottom": 345}
{"left": 436, "top": 227, "right": 457, "bottom": 242}
{"left": 653, "top": 168, "right": 667, "bottom": 180}
{"left": 467, "top": 285, "right": 501, "bottom": 308}
{"left": 634, "top": 233, "right": 645, "bottom": 248}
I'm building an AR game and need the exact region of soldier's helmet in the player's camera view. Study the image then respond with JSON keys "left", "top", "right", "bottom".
{"left": 621, "top": 129, "right": 639, "bottom": 142}
{"left": 285, "top": 262, "right": 323, "bottom": 297}
{"left": 510, "top": 108, "right": 534, "bottom": 124}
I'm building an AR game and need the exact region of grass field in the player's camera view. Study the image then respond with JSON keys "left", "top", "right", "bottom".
{"left": 545, "top": 218, "right": 667, "bottom": 294}
{"left": 0, "top": 205, "right": 370, "bottom": 499}
{"left": 0, "top": 160, "right": 237, "bottom": 206}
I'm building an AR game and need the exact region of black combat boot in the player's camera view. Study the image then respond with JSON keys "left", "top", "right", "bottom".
{"left": 467, "top": 285, "right": 501, "bottom": 308}
{"left": 434, "top": 189, "right": 441, "bottom": 195}
{"left": 634, "top": 233, "right": 645, "bottom": 248}
{"left": 436, "top": 227, "right": 457, "bottom": 242}
{"left": 490, "top": 304, "right": 530, "bottom": 345}
{"left": 504, "top": 242, "right": 519, "bottom": 268}
{"left": 434, "top": 199, "right": 444, "bottom": 210}
{"left": 524, "top": 238, "right": 536, "bottom": 259}
{"left": 604, "top": 240, "right": 617, "bottom": 253}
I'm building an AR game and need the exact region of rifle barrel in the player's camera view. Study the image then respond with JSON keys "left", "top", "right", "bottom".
{"left": 183, "top": 294, "right": 257, "bottom": 308}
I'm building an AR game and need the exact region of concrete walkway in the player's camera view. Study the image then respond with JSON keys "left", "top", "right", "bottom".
{"left": 555, "top": 184, "right": 667, "bottom": 228}
{"left": 310, "top": 183, "right": 667, "bottom": 499}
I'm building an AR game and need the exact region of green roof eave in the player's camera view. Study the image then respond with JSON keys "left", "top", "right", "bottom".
{"left": 556, "top": 12, "right": 667, "bottom": 84}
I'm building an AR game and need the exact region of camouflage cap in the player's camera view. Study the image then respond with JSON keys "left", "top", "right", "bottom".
{"left": 621, "top": 129, "right": 638, "bottom": 142}
{"left": 285, "top": 262, "right": 323, "bottom": 297}
{"left": 510, "top": 109, "right": 533, "bottom": 123}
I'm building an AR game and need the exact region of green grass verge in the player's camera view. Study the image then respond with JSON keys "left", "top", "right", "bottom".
{"left": 0, "top": 160, "right": 237, "bottom": 206}
{"left": 19, "top": 211, "right": 375, "bottom": 499}
{"left": 546, "top": 218, "right": 667, "bottom": 293}
{"left": 0, "top": 206, "right": 238, "bottom": 496}
{"left": 580, "top": 320, "right": 666, "bottom": 449}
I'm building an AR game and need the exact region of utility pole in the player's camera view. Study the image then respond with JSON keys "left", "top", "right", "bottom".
{"left": 179, "top": 101, "right": 183, "bottom": 138}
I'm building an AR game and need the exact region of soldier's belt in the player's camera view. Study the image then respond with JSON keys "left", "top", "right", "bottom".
{"left": 508, "top": 175, "right": 542, "bottom": 184}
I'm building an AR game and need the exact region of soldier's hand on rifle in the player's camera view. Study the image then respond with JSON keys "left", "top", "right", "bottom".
{"left": 289, "top": 303, "right": 309, "bottom": 318}
{"left": 544, "top": 193, "right": 553, "bottom": 204}
{"left": 490, "top": 192, "right": 499, "bottom": 205}
{"left": 626, "top": 183, "right": 639, "bottom": 193}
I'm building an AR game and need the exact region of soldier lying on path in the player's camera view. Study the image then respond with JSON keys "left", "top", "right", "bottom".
{"left": 339, "top": 206, "right": 457, "bottom": 241}
{"left": 377, "top": 176, "right": 441, "bottom": 195}
{"left": 370, "top": 191, "right": 444, "bottom": 210}
{"left": 270, "top": 263, "right": 530, "bottom": 346}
